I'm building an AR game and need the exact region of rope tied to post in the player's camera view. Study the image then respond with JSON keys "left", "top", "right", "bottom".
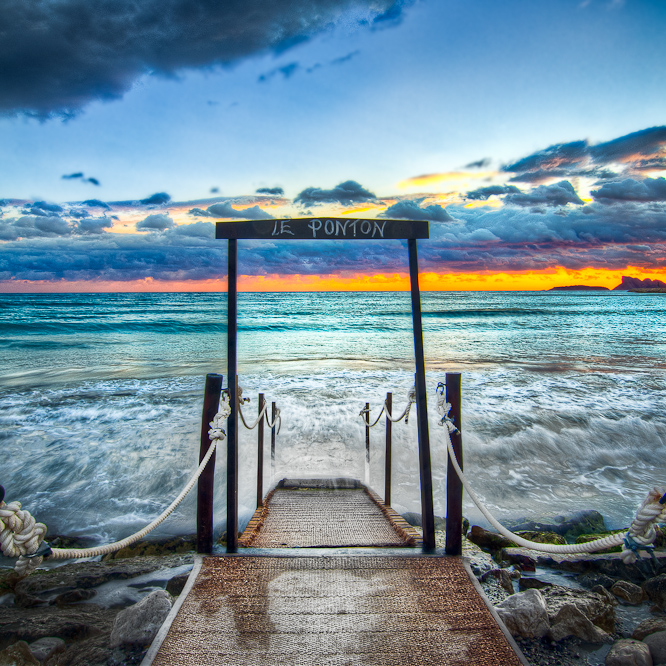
{"left": 435, "top": 382, "right": 459, "bottom": 434}
{"left": 360, "top": 387, "right": 417, "bottom": 427}
{"left": 236, "top": 385, "right": 282, "bottom": 434}
{"left": 442, "top": 421, "right": 666, "bottom": 563}
{"left": 0, "top": 393, "right": 232, "bottom": 577}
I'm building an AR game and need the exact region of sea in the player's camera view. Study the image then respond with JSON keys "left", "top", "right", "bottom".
{"left": 1, "top": 290, "right": 665, "bottom": 547}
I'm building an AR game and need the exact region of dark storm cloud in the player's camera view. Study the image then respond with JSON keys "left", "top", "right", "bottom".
{"left": 75, "top": 217, "right": 113, "bottom": 234}
{"left": 504, "top": 181, "right": 584, "bottom": 207}
{"left": 256, "top": 187, "right": 285, "bottom": 196}
{"left": 591, "top": 177, "right": 666, "bottom": 203}
{"left": 465, "top": 158, "right": 491, "bottom": 169}
{"left": 0, "top": 0, "right": 407, "bottom": 117}
{"left": 62, "top": 172, "right": 84, "bottom": 180}
{"left": 82, "top": 199, "right": 110, "bottom": 209}
{"left": 61, "top": 172, "right": 100, "bottom": 185}
{"left": 503, "top": 126, "right": 666, "bottom": 182}
{"left": 379, "top": 200, "right": 453, "bottom": 222}
{"left": 3, "top": 199, "right": 666, "bottom": 281}
{"left": 136, "top": 214, "right": 175, "bottom": 232}
{"left": 295, "top": 180, "right": 376, "bottom": 206}
{"left": 330, "top": 50, "right": 360, "bottom": 65}
{"left": 258, "top": 62, "right": 300, "bottom": 83}
{"left": 87, "top": 177, "right": 100, "bottom": 186}
{"left": 23, "top": 201, "right": 64, "bottom": 216}
{"left": 139, "top": 192, "right": 171, "bottom": 206}
{"left": 189, "top": 202, "right": 270, "bottom": 219}
{"left": 465, "top": 185, "right": 521, "bottom": 200}
{"left": 589, "top": 126, "right": 666, "bottom": 164}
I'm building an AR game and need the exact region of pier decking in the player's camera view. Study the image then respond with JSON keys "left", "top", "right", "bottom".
{"left": 146, "top": 480, "right": 526, "bottom": 666}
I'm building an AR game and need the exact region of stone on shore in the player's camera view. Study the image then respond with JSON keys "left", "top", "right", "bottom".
{"left": 494, "top": 588, "right": 550, "bottom": 639}
{"left": 643, "top": 574, "right": 666, "bottom": 610}
{"left": 27, "top": 637, "right": 66, "bottom": 663}
{"left": 542, "top": 584, "right": 615, "bottom": 642}
{"left": 506, "top": 509, "right": 606, "bottom": 539}
{"left": 109, "top": 589, "right": 173, "bottom": 649}
{"left": 642, "top": 630, "right": 666, "bottom": 665}
{"left": 0, "top": 641, "right": 40, "bottom": 666}
{"left": 633, "top": 618, "right": 666, "bottom": 641}
{"left": 605, "top": 639, "right": 653, "bottom": 666}
{"left": 611, "top": 580, "right": 645, "bottom": 605}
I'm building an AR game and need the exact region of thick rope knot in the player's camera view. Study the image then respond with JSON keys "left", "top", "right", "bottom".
{"left": 0, "top": 500, "right": 48, "bottom": 576}
{"left": 403, "top": 386, "right": 416, "bottom": 424}
{"left": 620, "top": 486, "right": 666, "bottom": 564}
{"left": 209, "top": 394, "right": 232, "bottom": 441}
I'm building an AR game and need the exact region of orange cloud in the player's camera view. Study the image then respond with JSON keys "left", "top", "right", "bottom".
{"left": 398, "top": 171, "right": 496, "bottom": 190}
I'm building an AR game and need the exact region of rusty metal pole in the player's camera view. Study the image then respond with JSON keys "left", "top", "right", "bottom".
{"left": 407, "top": 238, "right": 435, "bottom": 552}
{"left": 385, "top": 392, "right": 392, "bottom": 506}
{"left": 197, "top": 373, "right": 223, "bottom": 554}
{"left": 445, "top": 372, "right": 464, "bottom": 556}
{"left": 227, "top": 238, "right": 238, "bottom": 554}
{"left": 257, "top": 393, "right": 265, "bottom": 508}
{"left": 271, "top": 401, "right": 276, "bottom": 480}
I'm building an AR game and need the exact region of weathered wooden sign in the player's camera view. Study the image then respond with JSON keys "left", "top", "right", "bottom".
{"left": 215, "top": 218, "right": 428, "bottom": 240}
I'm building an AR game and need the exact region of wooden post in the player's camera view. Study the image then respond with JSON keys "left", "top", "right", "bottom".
{"left": 257, "top": 393, "right": 265, "bottom": 508}
{"left": 407, "top": 238, "right": 436, "bottom": 552}
{"left": 445, "top": 372, "right": 464, "bottom": 556}
{"left": 197, "top": 373, "right": 223, "bottom": 554}
{"left": 385, "top": 392, "right": 392, "bottom": 506}
{"left": 227, "top": 238, "right": 239, "bottom": 554}
{"left": 365, "top": 402, "right": 370, "bottom": 486}
{"left": 271, "top": 401, "right": 276, "bottom": 479}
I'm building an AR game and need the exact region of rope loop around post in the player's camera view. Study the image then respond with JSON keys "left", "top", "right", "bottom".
{"left": 360, "top": 386, "right": 416, "bottom": 427}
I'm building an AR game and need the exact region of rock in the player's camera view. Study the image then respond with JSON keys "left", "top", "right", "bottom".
{"left": 494, "top": 588, "right": 550, "bottom": 639}
{"left": 503, "top": 552, "right": 537, "bottom": 572}
{"left": 101, "top": 536, "right": 196, "bottom": 561}
{"left": 514, "top": 531, "right": 566, "bottom": 545}
{"left": 576, "top": 531, "right": 625, "bottom": 554}
{"left": 109, "top": 590, "right": 173, "bottom": 649}
{"left": 0, "top": 641, "right": 40, "bottom": 666}
{"left": 165, "top": 573, "right": 189, "bottom": 597}
{"left": 633, "top": 618, "right": 666, "bottom": 641}
{"left": 593, "top": 585, "right": 619, "bottom": 607}
{"left": 28, "top": 637, "right": 66, "bottom": 663}
{"left": 605, "top": 639, "right": 653, "bottom": 666}
{"left": 644, "top": 575, "right": 666, "bottom": 610}
{"left": 612, "top": 580, "right": 645, "bottom": 605}
{"left": 467, "top": 525, "right": 514, "bottom": 552}
{"left": 518, "top": 577, "right": 553, "bottom": 592}
{"left": 400, "top": 513, "right": 447, "bottom": 531}
{"left": 506, "top": 509, "right": 606, "bottom": 539}
{"left": 51, "top": 589, "right": 97, "bottom": 606}
{"left": 613, "top": 276, "right": 666, "bottom": 291}
{"left": 542, "top": 584, "right": 615, "bottom": 642}
{"left": 480, "top": 569, "right": 515, "bottom": 595}
{"left": 643, "top": 630, "right": 666, "bottom": 664}
{"left": 580, "top": 573, "right": 618, "bottom": 590}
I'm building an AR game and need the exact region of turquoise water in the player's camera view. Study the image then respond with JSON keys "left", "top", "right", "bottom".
{"left": 1, "top": 291, "right": 665, "bottom": 544}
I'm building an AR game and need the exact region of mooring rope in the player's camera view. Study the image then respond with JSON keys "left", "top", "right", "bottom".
{"left": 360, "top": 387, "right": 416, "bottom": 427}
{"left": 264, "top": 407, "right": 282, "bottom": 435}
{"left": 439, "top": 401, "right": 666, "bottom": 564}
{"left": 0, "top": 395, "right": 232, "bottom": 577}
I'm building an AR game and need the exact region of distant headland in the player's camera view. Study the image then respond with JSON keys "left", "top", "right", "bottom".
{"left": 549, "top": 276, "right": 666, "bottom": 292}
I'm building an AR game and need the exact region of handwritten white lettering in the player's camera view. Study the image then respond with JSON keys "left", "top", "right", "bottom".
{"left": 272, "top": 220, "right": 280, "bottom": 236}
{"left": 350, "top": 220, "right": 357, "bottom": 237}
{"left": 360, "top": 220, "right": 371, "bottom": 235}
{"left": 308, "top": 219, "right": 322, "bottom": 237}
{"left": 335, "top": 220, "right": 348, "bottom": 236}
{"left": 372, "top": 220, "right": 386, "bottom": 238}
{"left": 324, "top": 219, "right": 335, "bottom": 235}
{"left": 280, "top": 221, "right": 294, "bottom": 236}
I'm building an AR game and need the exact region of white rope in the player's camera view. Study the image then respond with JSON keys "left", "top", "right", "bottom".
{"left": 239, "top": 400, "right": 269, "bottom": 430}
{"left": 441, "top": 409, "right": 666, "bottom": 563}
{"left": 361, "top": 387, "right": 416, "bottom": 427}
{"left": 1, "top": 395, "right": 231, "bottom": 576}
{"left": 264, "top": 408, "right": 282, "bottom": 435}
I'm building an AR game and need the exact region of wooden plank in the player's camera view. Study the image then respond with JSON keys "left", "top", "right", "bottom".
{"left": 215, "top": 218, "right": 428, "bottom": 240}
{"left": 445, "top": 373, "right": 464, "bottom": 556}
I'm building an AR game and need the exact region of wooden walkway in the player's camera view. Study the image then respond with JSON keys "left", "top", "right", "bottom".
{"left": 146, "top": 480, "right": 526, "bottom": 666}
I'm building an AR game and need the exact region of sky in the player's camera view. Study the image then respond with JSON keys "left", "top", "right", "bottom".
{"left": 1, "top": 0, "right": 666, "bottom": 292}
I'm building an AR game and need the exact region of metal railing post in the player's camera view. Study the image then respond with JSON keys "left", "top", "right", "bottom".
{"left": 197, "top": 372, "right": 223, "bottom": 554}
{"left": 445, "top": 372, "right": 464, "bottom": 556}
{"left": 257, "top": 393, "right": 265, "bottom": 508}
